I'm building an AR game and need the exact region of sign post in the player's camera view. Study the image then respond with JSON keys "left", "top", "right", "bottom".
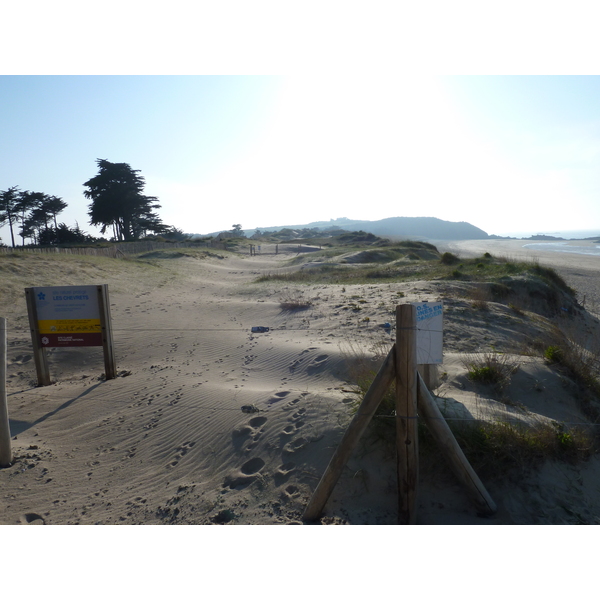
{"left": 25, "top": 284, "right": 116, "bottom": 386}
{"left": 0, "top": 318, "right": 12, "bottom": 467}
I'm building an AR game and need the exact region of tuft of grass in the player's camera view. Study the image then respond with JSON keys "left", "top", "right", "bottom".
{"left": 278, "top": 290, "right": 313, "bottom": 310}
{"left": 422, "top": 417, "right": 595, "bottom": 480}
{"left": 544, "top": 345, "right": 564, "bottom": 364}
{"left": 463, "top": 352, "right": 519, "bottom": 388}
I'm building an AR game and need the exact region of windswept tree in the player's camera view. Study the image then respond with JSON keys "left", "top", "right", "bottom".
{"left": 84, "top": 159, "right": 166, "bottom": 241}
{"left": 17, "top": 191, "right": 67, "bottom": 245}
{"left": 0, "top": 186, "right": 21, "bottom": 247}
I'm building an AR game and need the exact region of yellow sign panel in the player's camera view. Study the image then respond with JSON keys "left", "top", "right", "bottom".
{"left": 38, "top": 318, "right": 102, "bottom": 334}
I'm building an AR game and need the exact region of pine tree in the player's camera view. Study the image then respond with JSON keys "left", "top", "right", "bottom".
{"left": 84, "top": 159, "right": 166, "bottom": 241}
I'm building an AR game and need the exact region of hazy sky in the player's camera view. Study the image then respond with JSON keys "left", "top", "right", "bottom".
{"left": 2, "top": 74, "right": 600, "bottom": 241}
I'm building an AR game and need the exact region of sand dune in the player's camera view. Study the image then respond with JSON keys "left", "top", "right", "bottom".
{"left": 3, "top": 241, "right": 600, "bottom": 525}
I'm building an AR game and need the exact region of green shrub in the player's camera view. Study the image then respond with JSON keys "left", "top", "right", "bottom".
{"left": 464, "top": 353, "right": 519, "bottom": 389}
{"left": 544, "top": 345, "right": 563, "bottom": 364}
{"left": 440, "top": 252, "right": 459, "bottom": 265}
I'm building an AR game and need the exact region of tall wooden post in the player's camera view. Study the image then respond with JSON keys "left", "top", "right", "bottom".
{"left": 396, "top": 304, "right": 419, "bottom": 524}
{"left": 0, "top": 318, "right": 13, "bottom": 467}
{"left": 97, "top": 285, "right": 116, "bottom": 380}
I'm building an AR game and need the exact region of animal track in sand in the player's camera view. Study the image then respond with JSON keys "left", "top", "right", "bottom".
{"left": 168, "top": 441, "right": 196, "bottom": 468}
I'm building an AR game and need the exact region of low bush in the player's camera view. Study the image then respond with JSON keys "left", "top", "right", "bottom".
{"left": 440, "top": 252, "right": 460, "bottom": 265}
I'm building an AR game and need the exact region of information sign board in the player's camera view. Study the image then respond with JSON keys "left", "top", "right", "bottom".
{"left": 31, "top": 285, "right": 102, "bottom": 347}
{"left": 413, "top": 301, "right": 443, "bottom": 364}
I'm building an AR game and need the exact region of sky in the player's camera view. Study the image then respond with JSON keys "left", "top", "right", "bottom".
{"left": 3, "top": 74, "right": 600, "bottom": 241}
{"left": 3, "top": 6, "right": 600, "bottom": 242}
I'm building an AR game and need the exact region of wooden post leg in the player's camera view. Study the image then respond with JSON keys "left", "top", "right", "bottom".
{"left": 396, "top": 304, "right": 419, "bottom": 525}
{"left": 303, "top": 345, "right": 396, "bottom": 522}
{"left": 417, "top": 373, "right": 497, "bottom": 516}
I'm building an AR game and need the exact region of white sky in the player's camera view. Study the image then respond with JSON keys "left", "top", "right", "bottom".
{"left": 2, "top": 3, "right": 600, "bottom": 241}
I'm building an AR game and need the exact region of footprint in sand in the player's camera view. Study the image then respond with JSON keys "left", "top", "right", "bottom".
{"left": 20, "top": 513, "right": 45, "bottom": 525}
{"left": 232, "top": 416, "right": 268, "bottom": 450}
{"left": 282, "top": 485, "right": 301, "bottom": 499}
{"left": 290, "top": 407, "right": 307, "bottom": 429}
{"left": 267, "top": 391, "right": 291, "bottom": 405}
{"left": 283, "top": 437, "right": 308, "bottom": 455}
{"left": 223, "top": 457, "right": 266, "bottom": 489}
{"left": 11, "top": 354, "right": 32, "bottom": 365}
{"left": 241, "top": 457, "right": 265, "bottom": 475}
{"left": 273, "top": 462, "right": 296, "bottom": 485}
{"left": 306, "top": 354, "right": 329, "bottom": 374}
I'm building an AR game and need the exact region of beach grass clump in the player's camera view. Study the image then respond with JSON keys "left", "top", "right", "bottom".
{"left": 540, "top": 326, "right": 600, "bottom": 422}
{"left": 424, "top": 418, "right": 595, "bottom": 479}
{"left": 278, "top": 289, "right": 313, "bottom": 310}
{"left": 544, "top": 345, "right": 564, "bottom": 364}
{"left": 463, "top": 352, "right": 520, "bottom": 388}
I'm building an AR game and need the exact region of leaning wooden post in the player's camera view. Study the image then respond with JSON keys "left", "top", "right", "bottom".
{"left": 0, "top": 318, "right": 13, "bottom": 467}
{"left": 417, "top": 373, "right": 496, "bottom": 516}
{"left": 303, "top": 345, "right": 396, "bottom": 521}
{"left": 396, "top": 304, "right": 419, "bottom": 524}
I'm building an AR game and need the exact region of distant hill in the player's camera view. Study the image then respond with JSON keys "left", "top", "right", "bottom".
{"left": 230, "top": 216, "right": 490, "bottom": 241}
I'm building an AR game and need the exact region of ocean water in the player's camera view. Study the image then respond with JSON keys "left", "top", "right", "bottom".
{"left": 522, "top": 240, "right": 600, "bottom": 257}
{"left": 500, "top": 229, "right": 600, "bottom": 258}
{"left": 502, "top": 229, "right": 600, "bottom": 240}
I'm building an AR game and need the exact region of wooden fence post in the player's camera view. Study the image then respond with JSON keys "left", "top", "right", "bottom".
{"left": 396, "top": 304, "right": 419, "bottom": 524}
{"left": 303, "top": 346, "right": 397, "bottom": 521}
{"left": 0, "top": 318, "right": 12, "bottom": 467}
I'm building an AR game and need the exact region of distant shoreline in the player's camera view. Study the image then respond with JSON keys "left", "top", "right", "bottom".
{"left": 440, "top": 238, "right": 600, "bottom": 313}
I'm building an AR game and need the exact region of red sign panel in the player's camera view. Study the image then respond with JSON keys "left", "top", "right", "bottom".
{"left": 39, "top": 333, "right": 103, "bottom": 347}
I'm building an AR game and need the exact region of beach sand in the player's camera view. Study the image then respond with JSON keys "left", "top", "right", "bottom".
{"left": 2, "top": 239, "right": 600, "bottom": 526}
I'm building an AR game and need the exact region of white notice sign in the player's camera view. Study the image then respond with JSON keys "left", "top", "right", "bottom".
{"left": 414, "top": 301, "right": 443, "bottom": 364}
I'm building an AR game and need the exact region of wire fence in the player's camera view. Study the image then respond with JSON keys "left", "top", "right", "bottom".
{"left": 0, "top": 240, "right": 322, "bottom": 258}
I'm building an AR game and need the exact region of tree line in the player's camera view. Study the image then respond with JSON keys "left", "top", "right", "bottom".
{"left": 1, "top": 159, "right": 181, "bottom": 247}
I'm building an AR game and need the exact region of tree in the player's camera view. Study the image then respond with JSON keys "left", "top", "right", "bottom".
{"left": 231, "top": 224, "right": 245, "bottom": 237}
{"left": 38, "top": 222, "right": 93, "bottom": 245}
{"left": 84, "top": 159, "right": 166, "bottom": 241}
{"left": 15, "top": 190, "right": 43, "bottom": 245}
{"left": 0, "top": 186, "right": 20, "bottom": 247}
{"left": 16, "top": 191, "right": 67, "bottom": 245}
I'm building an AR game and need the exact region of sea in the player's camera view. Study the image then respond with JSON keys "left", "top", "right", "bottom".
{"left": 502, "top": 229, "right": 600, "bottom": 258}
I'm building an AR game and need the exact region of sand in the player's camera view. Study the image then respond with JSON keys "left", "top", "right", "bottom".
{"left": 2, "top": 239, "right": 600, "bottom": 527}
